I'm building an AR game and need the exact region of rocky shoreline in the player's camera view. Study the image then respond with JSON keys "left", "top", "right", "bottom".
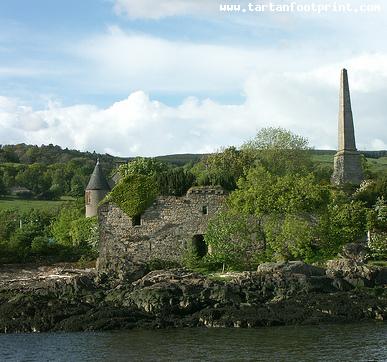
{"left": 0, "top": 260, "right": 386, "bottom": 333}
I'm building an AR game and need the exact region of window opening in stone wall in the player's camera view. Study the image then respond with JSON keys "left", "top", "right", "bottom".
{"left": 85, "top": 191, "right": 91, "bottom": 205}
{"left": 192, "top": 234, "right": 207, "bottom": 258}
{"left": 132, "top": 214, "right": 141, "bottom": 226}
{"left": 202, "top": 205, "right": 208, "bottom": 215}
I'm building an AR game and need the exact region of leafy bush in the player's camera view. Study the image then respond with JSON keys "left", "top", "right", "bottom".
{"left": 204, "top": 210, "right": 262, "bottom": 271}
{"left": 367, "top": 232, "right": 387, "bottom": 260}
{"left": 264, "top": 214, "right": 314, "bottom": 262}
{"left": 31, "top": 236, "right": 50, "bottom": 254}
{"left": 70, "top": 216, "right": 98, "bottom": 248}
{"left": 51, "top": 205, "right": 83, "bottom": 246}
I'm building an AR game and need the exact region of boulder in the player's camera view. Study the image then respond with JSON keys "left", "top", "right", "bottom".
{"left": 257, "top": 261, "right": 326, "bottom": 277}
{"left": 340, "top": 242, "right": 367, "bottom": 262}
{"left": 326, "top": 258, "right": 381, "bottom": 287}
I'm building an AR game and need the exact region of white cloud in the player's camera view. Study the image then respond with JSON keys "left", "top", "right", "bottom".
{"left": 1, "top": 62, "right": 387, "bottom": 156}
{"left": 113, "top": 0, "right": 215, "bottom": 19}
{"left": 71, "top": 21, "right": 387, "bottom": 98}
{"left": 74, "top": 27, "right": 274, "bottom": 94}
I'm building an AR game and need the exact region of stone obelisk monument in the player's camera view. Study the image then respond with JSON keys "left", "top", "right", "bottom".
{"left": 331, "top": 69, "right": 363, "bottom": 185}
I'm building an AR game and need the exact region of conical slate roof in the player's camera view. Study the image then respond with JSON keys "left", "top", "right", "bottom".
{"left": 86, "top": 159, "right": 110, "bottom": 191}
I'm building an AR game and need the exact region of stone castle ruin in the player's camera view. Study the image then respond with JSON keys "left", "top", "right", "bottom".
{"left": 97, "top": 187, "right": 226, "bottom": 277}
{"left": 86, "top": 69, "right": 364, "bottom": 277}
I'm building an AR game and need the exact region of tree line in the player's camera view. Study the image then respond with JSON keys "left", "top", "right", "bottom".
{"left": 0, "top": 144, "right": 115, "bottom": 199}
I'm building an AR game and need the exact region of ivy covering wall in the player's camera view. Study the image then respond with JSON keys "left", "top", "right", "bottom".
{"left": 107, "top": 174, "right": 158, "bottom": 217}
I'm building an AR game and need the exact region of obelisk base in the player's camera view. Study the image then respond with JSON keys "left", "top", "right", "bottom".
{"left": 331, "top": 150, "right": 363, "bottom": 185}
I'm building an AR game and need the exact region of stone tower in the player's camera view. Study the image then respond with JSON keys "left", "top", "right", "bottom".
{"left": 85, "top": 159, "right": 110, "bottom": 217}
{"left": 331, "top": 69, "right": 363, "bottom": 186}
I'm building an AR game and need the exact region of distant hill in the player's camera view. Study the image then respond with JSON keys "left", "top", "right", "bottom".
{"left": 1, "top": 143, "right": 387, "bottom": 168}
{"left": 0, "top": 143, "right": 116, "bottom": 165}
{"left": 1, "top": 144, "right": 387, "bottom": 200}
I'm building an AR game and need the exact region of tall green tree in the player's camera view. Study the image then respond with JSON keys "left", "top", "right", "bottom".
{"left": 205, "top": 210, "right": 263, "bottom": 271}
{"left": 242, "top": 127, "right": 313, "bottom": 176}
{"left": 118, "top": 157, "right": 170, "bottom": 178}
{"left": 192, "top": 146, "right": 253, "bottom": 190}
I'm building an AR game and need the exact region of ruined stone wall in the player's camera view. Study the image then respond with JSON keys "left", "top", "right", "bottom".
{"left": 98, "top": 187, "right": 226, "bottom": 276}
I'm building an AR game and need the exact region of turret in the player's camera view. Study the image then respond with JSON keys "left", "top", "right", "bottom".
{"left": 85, "top": 159, "right": 110, "bottom": 217}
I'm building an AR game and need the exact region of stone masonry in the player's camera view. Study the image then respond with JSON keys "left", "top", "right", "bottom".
{"left": 98, "top": 186, "right": 226, "bottom": 276}
{"left": 331, "top": 69, "right": 363, "bottom": 185}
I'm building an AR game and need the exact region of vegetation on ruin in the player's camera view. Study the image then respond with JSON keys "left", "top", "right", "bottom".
{"left": 107, "top": 174, "right": 159, "bottom": 218}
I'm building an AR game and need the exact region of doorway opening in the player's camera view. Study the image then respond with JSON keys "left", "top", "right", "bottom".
{"left": 192, "top": 234, "right": 207, "bottom": 258}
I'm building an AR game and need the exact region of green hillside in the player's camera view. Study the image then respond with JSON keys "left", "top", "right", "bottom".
{"left": 0, "top": 197, "right": 65, "bottom": 212}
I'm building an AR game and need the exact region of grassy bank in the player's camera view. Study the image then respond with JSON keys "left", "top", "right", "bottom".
{"left": 0, "top": 196, "right": 68, "bottom": 211}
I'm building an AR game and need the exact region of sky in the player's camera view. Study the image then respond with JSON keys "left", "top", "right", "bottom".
{"left": 0, "top": 0, "right": 386, "bottom": 156}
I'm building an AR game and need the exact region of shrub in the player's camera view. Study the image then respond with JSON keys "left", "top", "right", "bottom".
{"left": 31, "top": 236, "right": 50, "bottom": 254}
{"left": 70, "top": 216, "right": 98, "bottom": 248}
{"left": 367, "top": 232, "right": 387, "bottom": 260}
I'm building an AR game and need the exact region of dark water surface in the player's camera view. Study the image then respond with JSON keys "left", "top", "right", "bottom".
{"left": 0, "top": 322, "right": 386, "bottom": 361}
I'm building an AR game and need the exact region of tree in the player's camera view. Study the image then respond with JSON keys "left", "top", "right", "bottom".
{"left": 0, "top": 170, "right": 6, "bottom": 195}
{"left": 205, "top": 210, "right": 262, "bottom": 271}
{"left": 15, "top": 163, "right": 51, "bottom": 195}
{"left": 155, "top": 167, "right": 195, "bottom": 196}
{"left": 70, "top": 174, "right": 86, "bottom": 197}
{"left": 51, "top": 205, "right": 83, "bottom": 246}
{"left": 366, "top": 197, "right": 387, "bottom": 260}
{"left": 264, "top": 214, "right": 314, "bottom": 261}
{"left": 70, "top": 216, "right": 98, "bottom": 248}
{"left": 203, "top": 163, "right": 331, "bottom": 264}
{"left": 118, "top": 157, "right": 170, "bottom": 178}
{"left": 229, "top": 166, "right": 329, "bottom": 215}
{"left": 242, "top": 127, "right": 312, "bottom": 176}
{"left": 191, "top": 147, "right": 253, "bottom": 190}
{"left": 0, "top": 209, "right": 19, "bottom": 242}
{"left": 314, "top": 198, "right": 368, "bottom": 260}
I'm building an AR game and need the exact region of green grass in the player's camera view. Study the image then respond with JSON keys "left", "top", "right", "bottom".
{"left": 311, "top": 154, "right": 334, "bottom": 164}
{"left": 311, "top": 153, "right": 387, "bottom": 176}
{"left": 367, "top": 260, "right": 387, "bottom": 267}
{"left": 0, "top": 197, "right": 66, "bottom": 212}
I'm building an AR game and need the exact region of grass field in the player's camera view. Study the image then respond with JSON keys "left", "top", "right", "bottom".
{"left": 311, "top": 153, "right": 387, "bottom": 176}
{"left": 0, "top": 197, "right": 66, "bottom": 212}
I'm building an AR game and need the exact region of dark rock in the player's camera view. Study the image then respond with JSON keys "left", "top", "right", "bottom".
{"left": 0, "top": 263, "right": 386, "bottom": 332}
{"left": 256, "top": 261, "right": 325, "bottom": 277}
{"left": 326, "top": 258, "right": 381, "bottom": 287}
{"left": 375, "top": 267, "right": 387, "bottom": 286}
{"left": 340, "top": 242, "right": 367, "bottom": 262}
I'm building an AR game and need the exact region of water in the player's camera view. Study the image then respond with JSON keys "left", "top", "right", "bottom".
{"left": 0, "top": 323, "right": 386, "bottom": 361}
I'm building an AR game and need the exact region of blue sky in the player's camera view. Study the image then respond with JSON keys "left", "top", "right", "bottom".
{"left": 0, "top": 0, "right": 386, "bottom": 156}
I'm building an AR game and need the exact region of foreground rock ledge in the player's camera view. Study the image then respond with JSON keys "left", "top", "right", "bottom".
{"left": 0, "top": 261, "right": 386, "bottom": 333}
